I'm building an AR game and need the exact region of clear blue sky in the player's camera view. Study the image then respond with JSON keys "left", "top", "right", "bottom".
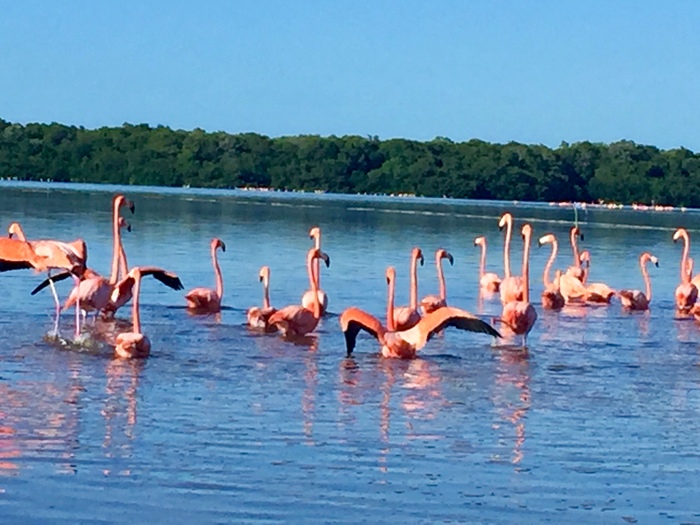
{"left": 2, "top": 1, "right": 699, "bottom": 150}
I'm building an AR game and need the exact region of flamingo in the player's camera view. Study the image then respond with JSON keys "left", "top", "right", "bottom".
{"left": 618, "top": 253, "right": 658, "bottom": 311}
{"left": 0, "top": 238, "right": 52, "bottom": 272}
{"left": 538, "top": 233, "right": 564, "bottom": 310}
{"left": 114, "top": 267, "right": 151, "bottom": 359}
{"left": 340, "top": 266, "right": 500, "bottom": 359}
{"left": 565, "top": 226, "right": 585, "bottom": 281}
{"left": 267, "top": 248, "right": 330, "bottom": 337}
{"left": 302, "top": 227, "right": 328, "bottom": 315}
{"left": 420, "top": 249, "right": 453, "bottom": 315}
{"left": 672, "top": 228, "right": 698, "bottom": 313}
{"left": 185, "top": 238, "right": 226, "bottom": 314}
{"left": 496, "top": 224, "right": 538, "bottom": 347}
{"left": 578, "top": 251, "right": 615, "bottom": 304}
{"left": 392, "top": 247, "right": 424, "bottom": 331}
{"left": 498, "top": 212, "right": 525, "bottom": 304}
{"left": 538, "top": 233, "right": 587, "bottom": 304}
{"left": 474, "top": 236, "right": 501, "bottom": 293}
{"left": 246, "top": 266, "right": 277, "bottom": 331}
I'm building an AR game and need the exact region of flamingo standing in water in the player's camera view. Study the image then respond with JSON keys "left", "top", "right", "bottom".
{"left": 268, "top": 248, "right": 330, "bottom": 337}
{"left": 496, "top": 224, "right": 538, "bottom": 347}
{"left": 185, "top": 238, "right": 226, "bottom": 314}
{"left": 246, "top": 266, "right": 277, "bottom": 331}
{"left": 0, "top": 238, "right": 52, "bottom": 272}
{"left": 420, "top": 249, "right": 453, "bottom": 315}
{"left": 618, "top": 253, "right": 658, "bottom": 311}
{"left": 340, "top": 266, "right": 500, "bottom": 359}
{"left": 498, "top": 212, "right": 524, "bottom": 304}
{"left": 474, "top": 236, "right": 501, "bottom": 293}
{"left": 302, "top": 227, "right": 328, "bottom": 315}
{"left": 672, "top": 228, "right": 698, "bottom": 313}
{"left": 538, "top": 233, "right": 587, "bottom": 304}
{"left": 565, "top": 226, "right": 585, "bottom": 281}
{"left": 538, "top": 233, "right": 565, "bottom": 310}
{"left": 392, "top": 247, "right": 424, "bottom": 331}
{"left": 578, "top": 251, "right": 615, "bottom": 304}
{"left": 114, "top": 267, "right": 151, "bottom": 359}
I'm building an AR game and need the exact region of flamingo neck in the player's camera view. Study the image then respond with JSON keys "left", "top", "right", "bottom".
{"left": 262, "top": 277, "right": 271, "bottom": 310}
{"left": 386, "top": 275, "right": 396, "bottom": 332}
{"left": 641, "top": 257, "right": 652, "bottom": 302}
{"left": 478, "top": 242, "right": 486, "bottom": 279}
{"left": 581, "top": 259, "right": 589, "bottom": 285}
{"left": 409, "top": 252, "right": 419, "bottom": 309}
{"left": 110, "top": 200, "right": 122, "bottom": 284}
{"left": 522, "top": 231, "right": 532, "bottom": 303}
{"left": 313, "top": 232, "right": 321, "bottom": 289}
{"left": 9, "top": 223, "right": 26, "bottom": 241}
{"left": 307, "top": 250, "right": 320, "bottom": 319}
{"left": 132, "top": 271, "right": 142, "bottom": 334}
{"left": 212, "top": 244, "right": 223, "bottom": 300}
{"left": 570, "top": 229, "right": 580, "bottom": 268}
{"left": 503, "top": 218, "right": 512, "bottom": 278}
{"left": 543, "top": 239, "right": 557, "bottom": 288}
{"left": 681, "top": 232, "right": 691, "bottom": 284}
{"left": 437, "top": 253, "right": 447, "bottom": 301}
{"left": 119, "top": 244, "right": 129, "bottom": 281}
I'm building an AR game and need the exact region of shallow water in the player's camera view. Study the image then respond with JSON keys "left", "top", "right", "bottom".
{"left": 1, "top": 182, "right": 700, "bottom": 524}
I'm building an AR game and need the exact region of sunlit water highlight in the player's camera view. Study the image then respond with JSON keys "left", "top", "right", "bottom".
{"left": 1, "top": 182, "right": 700, "bottom": 524}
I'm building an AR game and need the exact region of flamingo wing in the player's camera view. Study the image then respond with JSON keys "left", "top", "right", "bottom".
{"left": 30, "top": 271, "right": 73, "bottom": 294}
{"left": 137, "top": 267, "right": 184, "bottom": 291}
{"left": 0, "top": 260, "right": 34, "bottom": 272}
{"left": 339, "top": 307, "right": 386, "bottom": 356}
{"left": 402, "top": 306, "right": 501, "bottom": 351}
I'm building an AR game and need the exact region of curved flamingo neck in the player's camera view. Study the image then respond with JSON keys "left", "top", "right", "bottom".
{"left": 570, "top": 228, "right": 580, "bottom": 268}
{"left": 132, "top": 270, "right": 142, "bottom": 334}
{"left": 641, "top": 256, "right": 652, "bottom": 302}
{"left": 119, "top": 243, "right": 129, "bottom": 281}
{"left": 436, "top": 253, "right": 447, "bottom": 301}
{"left": 212, "top": 244, "right": 223, "bottom": 300}
{"left": 307, "top": 250, "right": 321, "bottom": 318}
{"left": 313, "top": 231, "right": 321, "bottom": 289}
{"left": 110, "top": 199, "right": 123, "bottom": 284}
{"left": 543, "top": 239, "right": 557, "bottom": 288}
{"left": 410, "top": 251, "right": 419, "bottom": 309}
{"left": 680, "top": 231, "right": 691, "bottom": 284}
{"left": 522, "top": 230, "right": 532, "bottom": 303}
{"left": 386, "top": 273, "right": 396, "bottom": 332}
{"left": 262, "top": 275, "right": 271, "bottom": 310}
{"left": 503, "top": 217, "right": 512, "bottom": 278}
{"left": 478, "top": 241, "right": 486, "bottom": 279}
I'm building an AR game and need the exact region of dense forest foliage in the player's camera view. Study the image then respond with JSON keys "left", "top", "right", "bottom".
{"left": 2, "top": 117, "right": 700, "bottom": 206}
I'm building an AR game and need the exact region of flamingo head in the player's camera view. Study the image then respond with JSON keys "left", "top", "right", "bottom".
{"left": 474, "top": 236, "right": 485, "bottom": 247}
{"left": 385, "top": 266, "right": 396, "bottom": 284}
{"left": 7, "top": 222, "right": 21, "bottom": 238}
{"left": 672, "top": 228, "right": 686, "bottom": 243}
{"left": 437, "top": 249, "right": 454, "bottom": 266}
{"left": 309, "top": 248, "right": 330, "bottom": 268}
{"left": 521, "top": 223, "right": 533, "bottom": 240}
{"left": 538, "top": 233, "right": 555, "bottom": 247}
{"left": 308, "top": 226, "right": 321, "bottom": 241}
{"left": 412, "top": 247, "right": 424, "bottom": 266}
{"left": 212, "top": 238, "right": 226, "bottom": 252}
{"left": 113, "top": 195, "right": 136, "bottom": 214}
{"left": 498, "top": 212, "right": 512, "bottom": 231}
{"left": 259, "top": 265, "right": 270, "bottom": 284}
{"left": 571, "top": 226, "right": 584, "bottom": 241}
{"left": 641, "top": 253, "right": 659, "bottom": 268}
{"left": 579, "top": 250, "right": 591, "bottom": 267}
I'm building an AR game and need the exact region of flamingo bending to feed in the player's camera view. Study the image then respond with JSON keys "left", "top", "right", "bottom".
{"left": 538, "top": 233, "right": 565, "bottom": 310}
{"left": 420, "top": 249, "right": 454, "bottom": 314}
{"left": 618, "top": 253, "right": 658, "bottom": 311}
{"left": 302, "top": 227, "right": 328, "bottom": 315}
{"left": 392, "top": 247, "right": 424, "bottom": 331}
{"left": 340, "top": 267, "right": 500, "bottom": 359}
{"left": 565, "top": 226, "right": 585, "bottom": 281}
{"left": 496, "top": 224, "right": 538, "bottom": 346}
{"left": 538, "top": 233, "right": 587, "bottom": 304}
{"left": 115, "top": 268, "right": 151, "bottom": 359}
{"left": 498, "top": 212, "right": 525, "bottom": 304}
{"left": 672, "top": 228, "right": 698, "bottom": 313}
{"left": 474, "top": 236, "right": 501, "bottom": 293}
{"left": 578, "top": 250, "right": 615, "bottom": 304}
{"left": 185, "top": 238, "right": 226, "bottom": 314}
{"left": 268, "top": 248, "right": 330, "bottom": 337}
{"left": 247, "top": 266, "right": 277, "bottom": 331}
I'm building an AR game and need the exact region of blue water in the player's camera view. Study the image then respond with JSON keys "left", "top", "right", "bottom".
{"left": 1, "top": 182, "right": 700, "bottom": 524}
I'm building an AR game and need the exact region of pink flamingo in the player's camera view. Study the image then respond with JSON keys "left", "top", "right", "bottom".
{"left": 496, "top": 224, "right": 538, "bottom": 347}
{"left": 268, "top": 248, "right": 330, "bottom": 337}
{"left": 185, "top": 238, "right": 226, "bottom": 314}
{"left": 538, "top": 233, "right": 565, "bottom": 310}
{"left": 114, "top": 267, "right": 151, "bottom": 359}
{"left": 538, "top": 233, "right": 587, "bottom": 304}
{"left": 420, "top": 249, "right": 453, "bottom": 314}
{"left": 578, "top": 251, "right": 615, "bottom": 304}
{"left": 565, "top": 226, "right": 585, "bottom": 281}
{"left": 618, "top": 253, "right": 658, "bottom": 311}
{"left": 672, "top": 228, "right": 697, "bottom": 313}
{"left": 474, "top": 236, "right": 501, "bottom": 293}
{"left": 392, "top": 247, "right": 424, "bottom": 331}
{"left": 247, "top": 266, "right": 278, "bottom": 331}
{"left": 340, "top": 267, "right": 500, "bottom": 359}
{"left": 302, "top": 227, "right": 328, "bottom": 315}
{"left": 498, "top": 212, "right": 525, "bottom": 304}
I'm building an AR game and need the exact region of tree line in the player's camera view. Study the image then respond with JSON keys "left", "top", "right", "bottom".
{"left": 2, "top": 117, "right": 699, "bottom": 207}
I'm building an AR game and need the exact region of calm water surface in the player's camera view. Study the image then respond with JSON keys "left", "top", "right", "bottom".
{"left": 1, "top": 182, "right": 700, "bottom": 524}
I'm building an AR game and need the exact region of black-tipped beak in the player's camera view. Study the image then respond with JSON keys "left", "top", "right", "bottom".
{"left": 126, "top": 224, "right": 132, "bottom": 233}
{"left": 654, "top": 261, "right": 659, "bottom": 268}
{"left": 673, "top": 237, "right": 679, "bottom": 244}
{"left": 537, "top": 240, "right": 544, "bottom": 247}
{"left": 220, "top": 242, "right": 227, "bottom": 252}
{"left": 446, "top": 253, "right": 454, "bottom": 265}
{"left": 259, "top": 275, "right": 264, "bottom": 282}
{"left": 128, "top": 201, "right": 135, "bottom": 214}
{"left": 499, "top": 224, "right": 505, "bottom": 232}
{"left": 419, "top": 255, "right": 424, "bottom": 266}
{"left": 321, "top": 252, "right": 330, "bottom": 268}
{"left": 580, "top": 233, "right": 584, "bottom": 241}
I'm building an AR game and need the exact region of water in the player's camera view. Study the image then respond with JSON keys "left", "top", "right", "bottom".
{"left": 1, "top": 182, "right": 700, "bottom": 524}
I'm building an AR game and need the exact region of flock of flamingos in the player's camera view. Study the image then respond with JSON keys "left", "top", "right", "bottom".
{"left": 1, "top": 194, "right": 698, "bottom": 360}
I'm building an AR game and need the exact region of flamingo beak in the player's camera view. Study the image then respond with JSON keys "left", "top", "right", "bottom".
{"left": 419, "top": 254, "right": 424, "bottom": 266}
{"left": 128, "top": 200, "right": 135, "bottom": 214}
{"left": 320, "top": 251, "right": 330, "bottom": 268}
{"left": 446, "top": 253, "right": 454, "bottom": 265}
{"left": 220, "top": 241, "right": 227, "bottom": 252}
{"left": 126, "top": 224, "right": 132, "bottom": 233}
{"left": 580, "top": 232, "right": 585, "bottom": 241}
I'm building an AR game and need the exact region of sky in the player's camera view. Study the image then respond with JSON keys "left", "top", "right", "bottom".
{"left": 1, "top": 1, "right": 699, "bottom": 150}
